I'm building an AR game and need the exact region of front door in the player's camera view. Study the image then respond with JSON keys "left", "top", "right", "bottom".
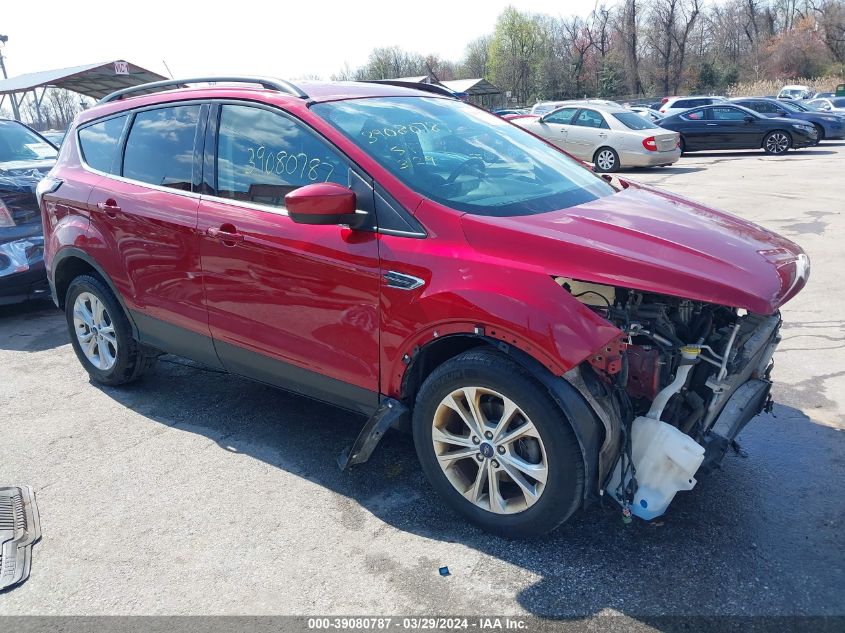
{"left": 532, "top": 107, "right": 578, "bottom": 152}
{"left": 566, "top": 109, "right": 610, "bottom": 160}
{"left": 198, "top": 103, "right": 381, "bottom": 414}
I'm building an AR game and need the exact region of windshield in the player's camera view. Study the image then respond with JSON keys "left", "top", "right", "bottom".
{"left": 0, "top": 120, "right": 58, "bottom": 165}
{"left": 312, "top": 97, "right": 614, "bottom": 217}
{"left": 613, "top": 112, "right": 658, "bottom": 130}
{"left": 781, "top": 89, "right": 807, "bottom": 98}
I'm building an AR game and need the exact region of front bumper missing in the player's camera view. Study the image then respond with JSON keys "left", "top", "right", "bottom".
{"left": 0, "top": 486, "right": 42, "bottom": 591}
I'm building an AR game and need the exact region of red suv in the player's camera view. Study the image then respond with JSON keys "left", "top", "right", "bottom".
{"left": 39, "top": 78, "right": 809, "bottom": 536}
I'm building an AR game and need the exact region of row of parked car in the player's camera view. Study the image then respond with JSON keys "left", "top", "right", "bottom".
{"left": 499, "top": 91, "right": 844, "bottom": 172}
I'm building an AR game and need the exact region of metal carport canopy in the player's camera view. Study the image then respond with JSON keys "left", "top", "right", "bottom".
{"left": 0, "top": 60, "right": 167, "bottom": 100}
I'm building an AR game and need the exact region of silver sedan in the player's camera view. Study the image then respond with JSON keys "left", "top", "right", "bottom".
{"left": 512, "top": 103, "right": 681, "bottom": 172}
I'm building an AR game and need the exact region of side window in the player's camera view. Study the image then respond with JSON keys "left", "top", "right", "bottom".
{"left": 573, "top": 109, "right": 608, "bottom": 129}
{"left": 122, "top": 105, "right": 200, "bottom": 190}
{"left": 543, "top": 107, "right": 577, "bottom": 124}
{"left": 711, "top": 106, "right": 748, "bottom": 121}
{"left": 673, "top": 100, "right": 691, "bottom": 109}
{"left": 78, "top": 115, "right": 128, "bottom": 173}
{"left": 753, "top": 101, "right": 774, "bottom": 113}
{"left": 681, "top": 108, "right": 706, "bottom": 121}
{"left": 215, "top": 104, "right": 347, "bottom": 209}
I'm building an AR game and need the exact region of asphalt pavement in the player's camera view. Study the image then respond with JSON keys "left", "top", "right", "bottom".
{"left": 0, "top": 143, "right": 843, "bottom": 625}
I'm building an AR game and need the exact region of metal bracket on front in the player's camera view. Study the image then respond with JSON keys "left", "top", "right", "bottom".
{"left": 337, "top": 398, "right": 409, "bottom": 470}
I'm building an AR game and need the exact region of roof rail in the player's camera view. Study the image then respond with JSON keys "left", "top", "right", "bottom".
{"left": 98, "top": 76, "right": 308, "bottom": 104}
{"left": 364, "top": 80, "right": 459, "bottom": 98}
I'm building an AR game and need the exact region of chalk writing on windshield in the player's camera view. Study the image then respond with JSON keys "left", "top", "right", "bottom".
{"left": 364, "top": 122, "right": 445, "bottom": 144}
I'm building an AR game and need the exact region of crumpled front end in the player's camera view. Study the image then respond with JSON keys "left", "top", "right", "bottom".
{"left": 557, "top": 279, "right": 791, "bottom": 520}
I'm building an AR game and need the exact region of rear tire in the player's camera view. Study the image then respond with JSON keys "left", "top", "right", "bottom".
{"left": 812, "top": 124, "right": 824, "bottom": 143}
{"left": 65, "top": 275, "right": 157, "bottom": 386}
{"left": 679, "top": 136, "right": 687, "bottom": 155}
{"left": 412, "top": 349, "right": 585, "bottom": 537}
{"left": 592, "top": 147, "right": 620, "bottom": 173}
{"left": 763, "top": 130, "right": 792, "bottom": 154}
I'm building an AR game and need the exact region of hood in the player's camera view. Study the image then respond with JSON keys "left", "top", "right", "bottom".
{"left": 460, "top": 183, "right": 808, "bottom": 314}
{"left": 0, "top": 158, "right": 54, "bottom": 233}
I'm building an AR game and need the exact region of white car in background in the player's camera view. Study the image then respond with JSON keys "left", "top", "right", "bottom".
{"left": 513, "top": 103, "right": 680, "bottom": 172}
{"left": 807, "top": 97, "right": 845, "bottom": 113}
{"left": 659, "top": 95, "right": 727, "bottom": 116}
{"left": 777, "top": 85, "right": 812, "bottom": 100}
{"left": 531, "top": 98, "right": 620, "bottom": 115}
{"left": 627, "top": 106, "right": 663, "bottom": 122}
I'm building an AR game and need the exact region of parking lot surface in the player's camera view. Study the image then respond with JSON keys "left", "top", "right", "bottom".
{"left": 1, "top": 144, "right": 843, "bottom": 621}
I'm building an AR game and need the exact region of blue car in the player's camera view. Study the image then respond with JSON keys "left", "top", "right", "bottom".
{"left": 731, "top": 97, "right": 845, "bottom": 141}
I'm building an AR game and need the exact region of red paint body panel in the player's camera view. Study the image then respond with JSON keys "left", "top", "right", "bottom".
{"left": 198, "top": 198, "right": 380, "bottom": 392}
{"left": 42, "top": 82, "right": 809, "bottom": 409}
{"left": 461, "top": 183, "right": 806, "bottom": 315}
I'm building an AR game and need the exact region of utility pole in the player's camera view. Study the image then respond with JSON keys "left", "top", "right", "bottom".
{"left": 0, "top": 34, "right": 22, "bottom": 120}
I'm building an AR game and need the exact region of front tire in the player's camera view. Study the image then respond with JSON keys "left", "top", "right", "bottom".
{"left": 593, "top": 147, "right": 620, "bottom": 173}
{"left": 812, "top": 124, "right": 824, "bottom": 144}
{"left": 763, "top": 130, "right": 792, "bottom": 154}
{"left": 65, "top": 275, "right": 157, "bottom": 385}
{"left": 412, "top": 349, "right": 585, "bottom": 537}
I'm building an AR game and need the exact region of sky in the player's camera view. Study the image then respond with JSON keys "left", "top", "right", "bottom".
{"left": 1, "top": 0, "right": 596, "bottom": 81}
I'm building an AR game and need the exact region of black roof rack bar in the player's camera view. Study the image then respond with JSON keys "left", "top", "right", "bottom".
{"left": 98, "top": 76, "right": 308, "bottom": 104}
{"left": 363, "top": 80, "right": 459, "bottom": 98}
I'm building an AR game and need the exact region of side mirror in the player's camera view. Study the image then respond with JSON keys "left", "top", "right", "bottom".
{"left": 744, "top": 115, "right": 755, "bottom": 123}
{"left": 286, "top": 183, "right": 360, "bottom": 227}
{"left": 777, "top": 110, "right": 787, "bottom": 116}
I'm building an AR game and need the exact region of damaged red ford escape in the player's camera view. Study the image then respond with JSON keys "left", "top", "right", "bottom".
{"left": 39, "top": 78, "right": 809, "bottom": 536}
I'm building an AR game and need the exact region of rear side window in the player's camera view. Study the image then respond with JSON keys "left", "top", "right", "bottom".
{"left": 673, "top": 100, "right": 692, "bottom": 109}
{"left": 680, "top": 108, "right": 706, "bottom": 121}
{"left": 78, "top": 115, "right": 127, "bottom": 173}
{"left": 573, "top": 109, "right": 608, "bottom": 129}
{"left": 122, "top": 105, "right": 200, "bottom": 190}
{"left": 215, "top": 104, "right": 347, "bottom": 209}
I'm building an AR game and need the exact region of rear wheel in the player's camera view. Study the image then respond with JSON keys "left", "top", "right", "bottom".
{"left": 812, "top": 123, "right": 824, "bottom": 143}
{"left": 412, "top": 349, "right": 585, "bottom": 537}
{"left": 65, "top": 275, "right": 157, "bottom": 385}
{"left": 763, "top": 130, "right": 791, "bottom": 154}
{"left": 593, "top": 147, "right": 620, "bottom": 173}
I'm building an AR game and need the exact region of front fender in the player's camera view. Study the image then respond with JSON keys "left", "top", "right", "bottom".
{"left": 381, "top": 273, "right": 622, "bottom": 398}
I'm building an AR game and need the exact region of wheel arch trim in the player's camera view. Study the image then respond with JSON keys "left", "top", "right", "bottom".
{"left": 51, "top": 247, "right": 139, "bottom": 338}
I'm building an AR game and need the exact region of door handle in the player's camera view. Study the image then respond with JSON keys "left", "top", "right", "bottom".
{"left": 598, "top": 133, "right": 608, "bottom": 138}
{"left": 206, "top": 226, "right": 244, "bottom": 245}
{"left": 96, "top": 200, "right": 121, "bottom": 218}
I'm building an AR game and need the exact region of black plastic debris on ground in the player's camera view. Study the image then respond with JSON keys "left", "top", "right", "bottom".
{"left": 0, "top": 486, "right": 42, "bottom": 591}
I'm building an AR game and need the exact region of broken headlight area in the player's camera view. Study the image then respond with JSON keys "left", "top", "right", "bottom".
{"left": 0, "top": 236, "right": 45, "bottom": 278}
{"left": 556, "top": 277, "right": 781, "bottom": 521}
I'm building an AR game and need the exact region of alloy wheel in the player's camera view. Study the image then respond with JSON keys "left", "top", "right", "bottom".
{"left": 431, "top": 386, "right": 548, "bottom": 514}
{"left": 596, "top": 149, "right": 616, "bottom": 171}
{"left": 72, "top": 292, "right": 118, "bottom": 370}
{"left": 766, "top": 132, "right": 790, "bottom": 154}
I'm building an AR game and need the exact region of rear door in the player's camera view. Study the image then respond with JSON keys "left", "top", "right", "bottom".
{"left": 86, "top": 103, "right": 218, "bottom": 365}
{"left": 566, "top": 109, "right": 610, "bottom": 160}
{"left": 673, "top": 107, "right": 710, "bottom": 150}
{"left": 197, "top": 102, "right": 381, "bottom": 414}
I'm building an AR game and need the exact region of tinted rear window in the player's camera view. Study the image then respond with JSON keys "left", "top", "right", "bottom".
{"left": 613, "top": 112, "right": 658, "bottom": 130}
{"left": 833, "top": 98, "right": 845, "bottom": 107}
{"left": 78, "top": 115, "right": 127, "bottom": 173}
{"left": 122, "top": 106, "right": 200, "bottom": 190}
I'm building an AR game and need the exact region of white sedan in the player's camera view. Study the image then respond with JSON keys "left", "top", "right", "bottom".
{"left": 512, "top": 104, "right": 680, "bottom": 172}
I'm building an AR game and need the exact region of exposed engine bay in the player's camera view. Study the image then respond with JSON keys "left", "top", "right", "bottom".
{"left": 557, "top": 277, "right": 782, "bottom": 519}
